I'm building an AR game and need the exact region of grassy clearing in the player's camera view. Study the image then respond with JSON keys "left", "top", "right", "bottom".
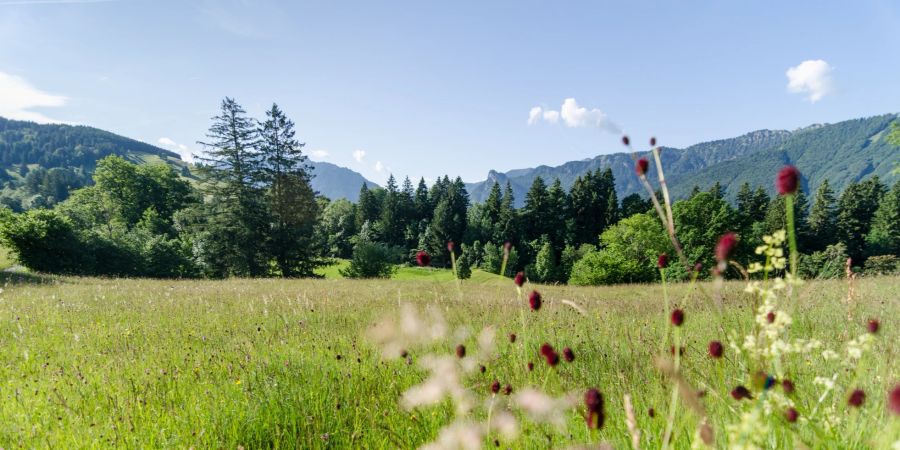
{"left": 316, "top": 259, "right": 508, "bottom": 284}
{"left": 0, "top": 274, "right": 897, "bottom": 448}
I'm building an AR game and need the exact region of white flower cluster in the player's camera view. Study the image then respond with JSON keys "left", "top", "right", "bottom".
{"left": 748, "top": 230, "right": 787, "bottom": 273}
{"left": 726, "top": 409, "right": 769, "bottom": 450}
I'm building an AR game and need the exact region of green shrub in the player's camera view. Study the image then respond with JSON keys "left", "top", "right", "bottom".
{"left": 863, "top": 254, "right": 899, "bottom": 276}
{"left": 798, "top": 243, "right": 849, "bottom": 279}
{"left": 0, "top": 209, "right": 89, "bottom": 274}
{"left": 340, "top": 241, "right": 396, "bottom": 279}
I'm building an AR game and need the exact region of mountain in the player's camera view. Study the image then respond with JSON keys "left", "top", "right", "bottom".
{"left": 309, "top": 160, "right": 379, "bottom": 201}
{"left": 467, "top": 114, "right": 898, "bottom": 206}
{"left": 0, "top": 117, "right": 379, "bottom": 209}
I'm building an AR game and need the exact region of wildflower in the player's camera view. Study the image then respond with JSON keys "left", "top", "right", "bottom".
{"left": 669, "top": 345, "right": 685, "bottom": 356}
{"left": 584, "top": 388, "right": 605, "bottom": 430}
{"left": 563, "top": 347, "right": 575, "bottom": 362}
{"left": 527, "top": 362, "right": 534, "bottom": 372}
{"left": 514, "top": 272, "right": 525, "bottom": 287}
{"left": 657, "top": 253, "right": 669, "bottom": 269}
{"left": 648, "top": 407, "right": 655, "bottom": 418}
{"left": 514, "top": 388, "right": 575, "bottom": 428}
{"left": 848, "top": 389, "right": 865, "bottom": 407}
{"left": 731, "top": 385, "right": 752, "bottom": 400}
{"left": 867, "top": 318, "right": 880, "bottom": 334}
{"left": 455, "top": 344, "right": 466, "bottom": 359}
{"left": 693, "top": 262, "right": 703, "bottom": 273}
{"left": 504, "top": 241, "right": 512, "bottom": 252}
{"left": 766, "top": 311, "right": 776, "bottom": 323}
{"left": 528, "top": 291, "right": 542, "bottom": 311}
{"left": 508, "top": 333, "right": 517, "bottom": 343}
{"left": 540, "top": 343, "right": 560, "bottom": 367}
{"left": 776, "top": 165, "right": 800, "bottom": 195}
{"left": 708, "top": 341, "right": 724, "bottom": 359}
{"left": 447, "top": 241, "right": 455, "bottom": 252}
{"left": 782, "top": 379, "right": 795, "bottom": 395}
{"left": 671, "top": 308, "right": 685, "bottom": 327}
{"left": 416, "top": 251, "right": 431, "bottom": 267}
{"left": 491, "top": 380, "right": 501, "bottom": 394}
{"left": 479, "top": 365, "right": 486, "bottom": 373}
{"left": 785, "top": 408, "right": 799, "bottom": 423}
{"left": 716, "top": 232, "right": 738, "bottom": 262}
{"left": 889, "top": 384, "right": 900, "bottom": 416}
{"left": 503, "top": 384, "right": 513, "bottom": 395}
{"left": 622, "top": 135, "right": 630, "bottom": 146}
{"left": 635, "top": 158, "right": 649, "bottom": 176}
{"left": 650, "top": 137, "right": 657, "bottom": 146}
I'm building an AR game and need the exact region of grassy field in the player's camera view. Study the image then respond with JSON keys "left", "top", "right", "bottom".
{"left": 0, "top": 273, "right": 897, "bottom": 448}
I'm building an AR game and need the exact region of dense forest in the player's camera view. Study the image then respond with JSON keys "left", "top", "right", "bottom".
{"left": 0, "top": 103, "right": 898, "bottom": 282}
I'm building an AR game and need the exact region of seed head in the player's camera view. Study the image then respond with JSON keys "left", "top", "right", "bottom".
{"left": 776, "top": 165, "right": 800, "bottom": 195}
{"left": 540, "top": 343, "right": 554, "bottom": 357}
{"left": 867, "top": 318, "right": 879, "bottom": 334}
{"left": 563, "top": 347, "right": 575, "bottom": 362}
{"left": 647, "top": 407, "right": 655, "bottom": 418}
{"left": 889, "top": 384, "right": 900, "bottom": 416}
{"left": 785, "top": 408, "right": 799, "bottom": 423}
{"left": 455, "top": 344, "right": 466, "bottom": 359}
{"left": 635, "top": 158, "right": 649, "bottom": 176}
{"left": 528, "top": 290, "right": 542, "bottom": 311}
{"left": 670, "top": 309, "right": 685, "bottom": 327}
{"left": 584, "top": 388, "right": 605, "bottom": 430}
{"left": 514, "top": 271, "right": 525, "bottom": 287}
{"left": 657, "top": 253, "right": 669, "bottom": 269}
{"left": 502, "top": 384, "right": 513, "bottom": 395}
{"left": 782, "top": 379, "right": 795, "bottom": 395}
{"left": 415, "top": 251, "right": 431, "bottom": 267}
{"left": 848, "top": 389, "right": 865, "bottom": 408}
{"left": 715, "top": 232, "right": 738, "bottom": 262}
{"left": 731, "top": 385, "right": 752, "bottom": 401}
{"left": 708, "top": 341, "right": 724, "bottom": 359}
{"left": 491, "top": 380, "right": 501, "bottom": 394}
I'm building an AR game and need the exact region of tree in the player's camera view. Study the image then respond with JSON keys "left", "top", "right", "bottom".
{"left": 865, "top": 180, "right": 900, "bottom": 256}
{"left": 258, "top": 103, "right": 322, "bottom": 276}
{"left": 764, "top": 188, "right": 811, "bottom": 252}
{"left": 379, "top": 174, "right": 405, "bottom": 247}
{"left": 356, "top": 184, "right": 381, "bottom": 231}
{"left": 522, "top": 177, "right": 550, "bottom": 244}
{"left": 673, "top": 191, "right": 737, "bottom": 274}
{"left": 532, "top": 239, "right": 560, "bottom": 283}
{"left": 807, "top": 179, "right": 837, "bottom": 252}
{"left": 340, "top": 239, "right": 396, "bottom": 279}
{"left": 620, "top": 193, "right": 650, "bottom": 218}
{"left": 315, "top": 198, "right": 357, "bottom": 258}
{"left": 193, "top": 98, "right": 268, "bottom": 277}
{"left": 837, "top": 177, "right": 886, "bottom": 263}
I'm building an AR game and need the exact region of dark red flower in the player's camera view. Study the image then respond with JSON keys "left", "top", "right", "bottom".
{"left": 540, "top": 343, "right": 554, "bottom": 357}
{"left": 527, "top": 362, "right": 534, "bottom": 372}
{"left": 848, "top": 389, "right": 865, "bottom": 407}
{"left": 650, "top": 137, "right": 657, "bottom": 147}
{"left": 584, "top": 388, "right": 605, "bottom": 430}
{"left": 415, "top": 251, "right": 431, "bottom": 267}
{"left": 540, "top": 343, "right": 559, "bottom": 366}
{"left": 782, "top": 379, "right": 795, "bottom": 395}
{"left": 504, "top": 241, "right": 512, "bottom": 252}
{"left": 867, "top": 318, "right": 879, "bottom": 334}
{"left": 766, "top": 311, "right": 776, "bottom": 323}
{"left": 776, "top": 165, "right": 800, "bottom": 195}
{"left": 785, "top": 408, "right": 799, "bottom": 423}
{"left": 528, "top": 290, "right": 542, "bottom": 311}
{"left": 708, "top": 341, "right": 724, "bottom": 359}
{"left": 715, "top": 232, "right": 738, "bottom": 262}
{"left": 647, "top": 408, "right": 655, "bottom": 418}
{"left": 635, "top": 158, "right": 649, "bottom": 176}
{"left": 889, "top": 384, "right": 900, "bottom": 416}
{"left": 563, "top": 347, "right": 575, "bottom": 362}
{"left": 671, "top": 309, "right": 685, "bottom": 327}
{"left": 479, "top": 364, "right": 486, "bottom": 373}
{"left": 657, "top": 253, "right": 669, "bottom": 269}
{"left": 621, "top": 135, "right": 630, "bottom": 146}
{"left": 693, "top": 262, "right": 703, "bottom": 273}
{"left": 502, "top": 384, "right": 513, "bottom": 395}
{"left": 508, "top": 333, "right": 517, "bottom": 343}
{"left": 514, "top": 271, "right": 525, "bottom": 287}
{"left": 731, "top": 385, "right": 752, "bottom": 400}
{"left": 669, "top": 345, "right": 685, "bottom": 356}
{"left": 447, "top": 241, "right": 455, "bottom": 252}
{"left": 455, "top": 344, "right": 466, "bottom": 359}
{"left": 490, "top": 380, "right": 500, "bottom": 394}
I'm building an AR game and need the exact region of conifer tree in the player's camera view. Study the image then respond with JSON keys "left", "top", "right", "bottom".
{"left": 807, "top": 179, "right": 837, "bottom": 252}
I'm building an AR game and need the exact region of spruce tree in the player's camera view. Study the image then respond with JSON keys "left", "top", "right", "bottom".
{"left": 837, "top": 177, "right": 886, "bottom": 263}
{"left": 807, "top": 179, "right": 837, "bottom": 252}
{"left": 864, "top": 180, "right": 900, "bottom": 257}
{"left": 258, "top": 103, "right": 321, "bottom": 276}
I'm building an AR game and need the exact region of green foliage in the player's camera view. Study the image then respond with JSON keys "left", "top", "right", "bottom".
{"left": 339, "top": 240, "right": 396, "bottom": 279}
{"left": 837, "top": 177, "right": 886, "bottom": 263}
{"left": 798, "top": 243, "right": 849, "bottom": 280}
{"left": 316, "top": 198, "right": 357, "bottom": 258}
{"left": 863, "top": 255, "right": 899, "bottom": 276}
{"left": 0, "top": 209, "right": 85, "bottom": 273}
{"left": 569, "top": 213, "right": 672, "bottom": 285}
{"left": 807, "top": 179, "right": 837, "bottom": 252}
{"left": 865, "top": 181, "right": 900, "bottom": 256}
{"left": 532, "top": 240, "right": 560, "bottom": 283}
{"left": 673, "top": 191, "right": 737, "bottom": 274}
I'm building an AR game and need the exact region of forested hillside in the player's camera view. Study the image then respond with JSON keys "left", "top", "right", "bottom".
{"left": 468, "top": 114, "right": 898, "bottom": 205}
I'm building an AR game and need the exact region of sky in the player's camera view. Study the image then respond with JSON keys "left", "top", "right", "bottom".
{"left": 1, "top": 1, "right": 898, "bottom": 184}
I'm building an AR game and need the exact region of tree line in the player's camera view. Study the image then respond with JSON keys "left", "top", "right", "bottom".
{"left": 0, "top": 99, "right": 897, "bottom": 282}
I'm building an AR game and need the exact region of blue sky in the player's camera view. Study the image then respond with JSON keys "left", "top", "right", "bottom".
{"left": 1, "top": 1, "right": 898, "bottom": 184}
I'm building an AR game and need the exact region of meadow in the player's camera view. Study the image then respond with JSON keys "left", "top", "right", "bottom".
{"left": 0, "top": 271, "right": 897, "bottom": 448}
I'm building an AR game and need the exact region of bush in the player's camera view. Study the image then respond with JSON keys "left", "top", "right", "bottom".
{"left": 569, "top": 250, "right": 649, "bottom": 285}
{"left": 340, "top": 241, "right": 396, "bottom": 279}
{"left": 863, "top": 254, "right": 899, "bottom": 276}
{"left": 0, "top": 209, "right": 89, "bottom": 274}
{"left": 455, "top": 248, "right": 473, "bottom": 280}
{"left": 798, "top": 243, "right": 849, "bottom": 279}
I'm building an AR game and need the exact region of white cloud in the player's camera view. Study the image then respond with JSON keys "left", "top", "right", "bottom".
{"left": 786, "top": 59, "right": 834, "bottom": 103}
{"left": 374, "top": 161, "right": 384, "bottom": 172}
{"left": 0, "top": 71, "right": 67, "bottom": 123}
{"left": 309, "top": 149, "right": 329, "bottom": 160}
{"left": 352, "top": 149, "right": 366, "bottom": 163}
{"left": 527, "top": 106, "right": 542, "bottom": 125}
{"left": 157, "top": 136, "right": 194, "bottom": 163}
{"left": 527, "top": 98, "right": 620, "bottom": 133}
